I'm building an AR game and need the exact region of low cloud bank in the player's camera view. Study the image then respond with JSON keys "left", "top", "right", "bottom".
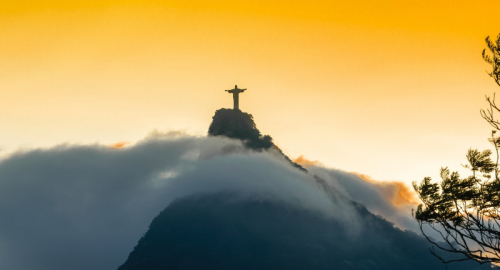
{"left": 0, "top": 133, "right": 366, "bottom": 270}
{"left": 0, "top": 131, "right": 430, "bottom": 270}
{"left": 0, "top": 133, "right": 201, "bottom": 270}
{"left": 294, "top": 155, "right": 419, "bottom": 232}
{"left": 306, "top": 166, "right": 419, "bottom": 233}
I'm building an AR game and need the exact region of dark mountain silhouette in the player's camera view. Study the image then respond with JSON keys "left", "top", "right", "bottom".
{"left": 208, "top": 108, "right": 306, "bottom": 171}
{"left": 118, "top": 193, "right": 493, "bottom": 270}
{"left": 208, "top": 108, "right": 274, "bottom": 150}
{"left": 118, "top": 108, "right": 496, "bottom": 270}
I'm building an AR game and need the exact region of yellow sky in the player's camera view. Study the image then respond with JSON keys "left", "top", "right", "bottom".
{"left": 0, "top": 0, "right": 499, "bottom": 185}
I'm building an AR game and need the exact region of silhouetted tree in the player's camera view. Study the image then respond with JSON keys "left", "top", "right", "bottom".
{"left": 481, "top": 34, "right": 500, "bottom": 130}
{"left": 413, "top": 33, "right": 500, "bottom": 264}
{"left": 483, "top": 34, "right": 500, "bottom": 87}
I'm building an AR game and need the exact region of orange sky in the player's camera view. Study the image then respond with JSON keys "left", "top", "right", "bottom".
{"left": 0, "top": 0, "right": 499, "bottom": 185}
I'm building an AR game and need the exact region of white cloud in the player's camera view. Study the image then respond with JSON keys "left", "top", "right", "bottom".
{"left": 0, "top": 133, "right": 368, "bottom": 270}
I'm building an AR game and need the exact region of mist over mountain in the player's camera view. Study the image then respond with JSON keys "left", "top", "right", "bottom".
{"left": 0, "top": 109, "right": 495, "bottom": 269}
{"left": 118, "top": 109, "right": 495, "bottom": 270}
{"left": 118, "top": 192, "right": 494, "bottom": 270}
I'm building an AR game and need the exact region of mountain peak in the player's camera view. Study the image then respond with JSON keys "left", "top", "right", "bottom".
{"left": 208, "top": 108, "right": 273, "bottom": 150}
{"left": 208, "top": 108, "right": 306, "bottom": 171}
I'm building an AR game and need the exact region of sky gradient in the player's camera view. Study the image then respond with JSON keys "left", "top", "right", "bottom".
{"left": 1, "top": 0, "right": 499, "bottom": 185}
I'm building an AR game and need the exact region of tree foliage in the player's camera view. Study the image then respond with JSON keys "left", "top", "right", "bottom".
{"left": 483, "top": 34, "right": 500, "bottom": 87}
{"left": 413, "top": 33, "right": 500, "bottom": 264}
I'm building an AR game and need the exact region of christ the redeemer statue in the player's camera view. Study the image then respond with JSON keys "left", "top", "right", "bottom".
{"left": 225, "top": 85, "right": 247, "bottom": 110}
